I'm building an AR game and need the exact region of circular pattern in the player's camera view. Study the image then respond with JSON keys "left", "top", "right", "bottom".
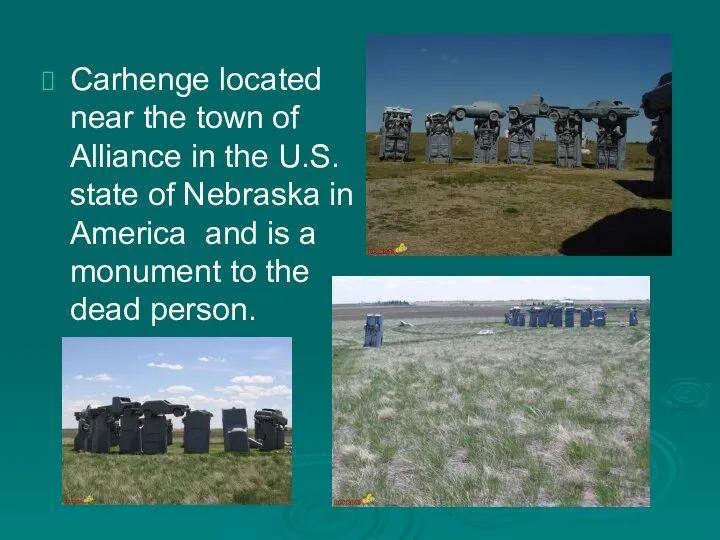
{"left": 444, "top": 507, "right": 535, "bottom": 530}
{"left": 651, "top": 430, "right": 685, "bottom": 503}
{"left": 285, "top": 452, "right": 417, "bottom": 539}
{"left": 663, "top": 378, "right": 712, "bottom": 409}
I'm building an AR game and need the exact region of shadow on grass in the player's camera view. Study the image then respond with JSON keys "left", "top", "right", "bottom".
{"left": 559, "top": 208, "right": 671, "bottom": 256}
{"left": 614, "top": 179, "right": 671, "bottom": 200}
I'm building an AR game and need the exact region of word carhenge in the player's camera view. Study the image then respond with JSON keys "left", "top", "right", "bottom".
{"left": 70, "top": 67, "right": 321, "bottom": 97}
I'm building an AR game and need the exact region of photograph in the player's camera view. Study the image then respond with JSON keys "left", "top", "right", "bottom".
{"left": 332, "top": 276, "right": 650, "bottom": 507}
{"left": 62, "top": 337, "right": 292, "bottom": 505}
{"left": 366, "top": 34, "right": 672, "bottom": 256}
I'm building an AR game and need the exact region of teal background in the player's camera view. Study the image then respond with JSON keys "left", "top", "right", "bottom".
{"left": 2, "top": 1, "right": 716, "bottom": 537}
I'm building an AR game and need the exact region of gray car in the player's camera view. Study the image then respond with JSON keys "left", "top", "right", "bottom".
{"left": 572, "top": 100, "right": 640, "bottom": 122}
{"left": 109, "top": 396, "right": 141, "bottom": 417}
{"left": 508, "top": 95, "right": 551, "bottom": 120}
{"left": 448, "top": 100, "right": 505, "bottom": 122}
{"left": 140, "top": 400, "right": 190, "bottom": 418}
{"left": 254, "top": 408, "right": 288, "bottom": 426}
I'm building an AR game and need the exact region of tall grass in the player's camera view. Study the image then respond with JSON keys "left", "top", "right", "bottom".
{"left": 62, "top": 431, "right": 291, "bottom": 505}
{"left": 332, "top": 314, "right": 649, "bottom": 507}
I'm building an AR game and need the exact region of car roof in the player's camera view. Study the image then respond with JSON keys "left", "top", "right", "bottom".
{"left": 471, "top": 100, "right": 503, "bottom": 110}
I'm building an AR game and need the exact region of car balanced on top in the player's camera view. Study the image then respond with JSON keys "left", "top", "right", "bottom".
{"left": 140, "top": 400, "right": 190, "bottom": 418}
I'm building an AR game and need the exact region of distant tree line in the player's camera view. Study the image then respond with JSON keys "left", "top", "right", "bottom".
{"left": 361, "top": 300, "right": 410, "bottom": 306}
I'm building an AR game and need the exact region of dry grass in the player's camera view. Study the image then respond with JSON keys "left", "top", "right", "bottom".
{"left": 332, "top": 310, "right": 649, "bottom": 507}
{"left": 62, "top": 429, "right": 292, "bottom": 505}
{"left": 366, "top": 133, "right": 670, "bottom": 256}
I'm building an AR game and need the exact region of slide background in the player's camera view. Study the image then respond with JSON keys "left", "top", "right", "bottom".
{"left": 3, "top": 2, "right": 718, "bottom": 538}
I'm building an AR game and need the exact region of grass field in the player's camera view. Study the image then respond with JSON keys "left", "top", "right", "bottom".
{"left": 332, "top": 308, "right": 649, "bottom": 507}
{"left": 366, "top": 133, "right": 671, "bottom": 256}
{"left": 62, "top": 429, "right": 292, "bottom": 505}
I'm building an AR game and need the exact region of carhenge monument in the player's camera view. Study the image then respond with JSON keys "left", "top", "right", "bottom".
{"left": 424, "top": 112, "right": 454, "bottom": 164}
{"left": 363, "top": 314, "right": 384, "bottom": 347}
{"left": 551, "top": 108, "right": 583, "bottom": 168}
{"left": 379, "top": 106, "right": 412, "bottom": 161}
{"left": 578, "top": 100, "right": 640, "bottom": 170}
{"left": 642, "top": 72, "right": 672, "bottom": 196}
{"left": 448, "top": 101, "right": 505, "bottom": 163}
{"left": 506, "top": 96, "right": 556, "bottom": 164}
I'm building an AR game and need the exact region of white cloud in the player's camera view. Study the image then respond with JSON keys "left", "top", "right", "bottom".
{"left": 214, "top": 384, "right": 291, "bottom": 399}
{"left": 440, "top": 53, "right": 460, "bottom": 64}
{"left": 65, "top": 398, "right": 103, "bottom": 412}
{"left": 147, "top": 362, "right": 183, "bottom": 370}
{"left": 157, "top": 388, "right": 165, "bottom": 393}
{"left": 197, "top": 355, "right": 227, "bottom": 363}
{"left": 166, "top": 385, "right": 193, "bottom": 393}
{"left": 231, "top": 375, "right": 273, "bottom": 384}
{"left": 188, "top": 394, "right": 235, "bottom": 406}
{"left": 262, "top": 385, "right": 292, "bottom": 396}
{"left": 214, "top": 385, "right": 246, "bottom": 395}
{"left": 74, "top": 373, "right": 114, "bottom": 381}
{"left": 157, "top": 352, "right": 165, "bottom": 356}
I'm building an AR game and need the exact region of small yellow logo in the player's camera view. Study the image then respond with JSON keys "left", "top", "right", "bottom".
{"left": 361, "top": 493, "right": 375, "bottom": 504}
{"left": 83, "top": 495, "right": 94, "bottom": 504}
{"left": 394, "top": 243, "right": 407, "bottom": 254}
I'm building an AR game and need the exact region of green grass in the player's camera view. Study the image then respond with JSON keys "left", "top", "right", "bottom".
{"left": 366, "top": 133, "right": 670, "bottom": 256}
{"left": 332, "top": 311, "right": 649, "bottom": 507}
{"left": 62, "top": 430, "right": 291, "bottom": 505}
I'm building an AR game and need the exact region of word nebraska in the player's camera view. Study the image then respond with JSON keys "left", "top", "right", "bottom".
{"left": 181, "top": 181, "right": 319, "bottom": 206}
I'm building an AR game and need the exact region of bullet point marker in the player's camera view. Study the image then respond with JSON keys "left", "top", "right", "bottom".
{"left": 42, "top": 72, "right": 54, "bottom": 91}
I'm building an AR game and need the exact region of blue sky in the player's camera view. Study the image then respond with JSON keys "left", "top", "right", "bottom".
{"left": 366, "top": 35, "right": 671, "bottom": 142}
{"left": 62, "top": 337, "right": 291, "bottom": 429}
{"left": 333, "top": 277, "right": 650, "bottom": 304}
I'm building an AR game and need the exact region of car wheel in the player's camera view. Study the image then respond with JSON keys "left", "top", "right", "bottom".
{"left": 608, "top": 111, "right": 618, "bottom": 122}
{"left": 173, "top": 408, "right": 184, "bottom": 417}
{"left": 455, "top": 109, "right": 466, "bottom": 121}
{"left": 489, "top": 111, "right": 499, "bottom": 122}
{"left": 548, "top": 110, "right": 560, "bottom": 123}
{"left": 643, "top": 105, "right": 659, "bottom": 120}
{"left": 539, "top": 103, "right": 550, "bottom": 114}
{"left": 508, "top": 109, "right": 519, "bottom": 120}
{"left": 573, "top": 111, "right": 583, "bottom": 123}
{"left": 82, "top": 423, "right": 89, "bottom": 432}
